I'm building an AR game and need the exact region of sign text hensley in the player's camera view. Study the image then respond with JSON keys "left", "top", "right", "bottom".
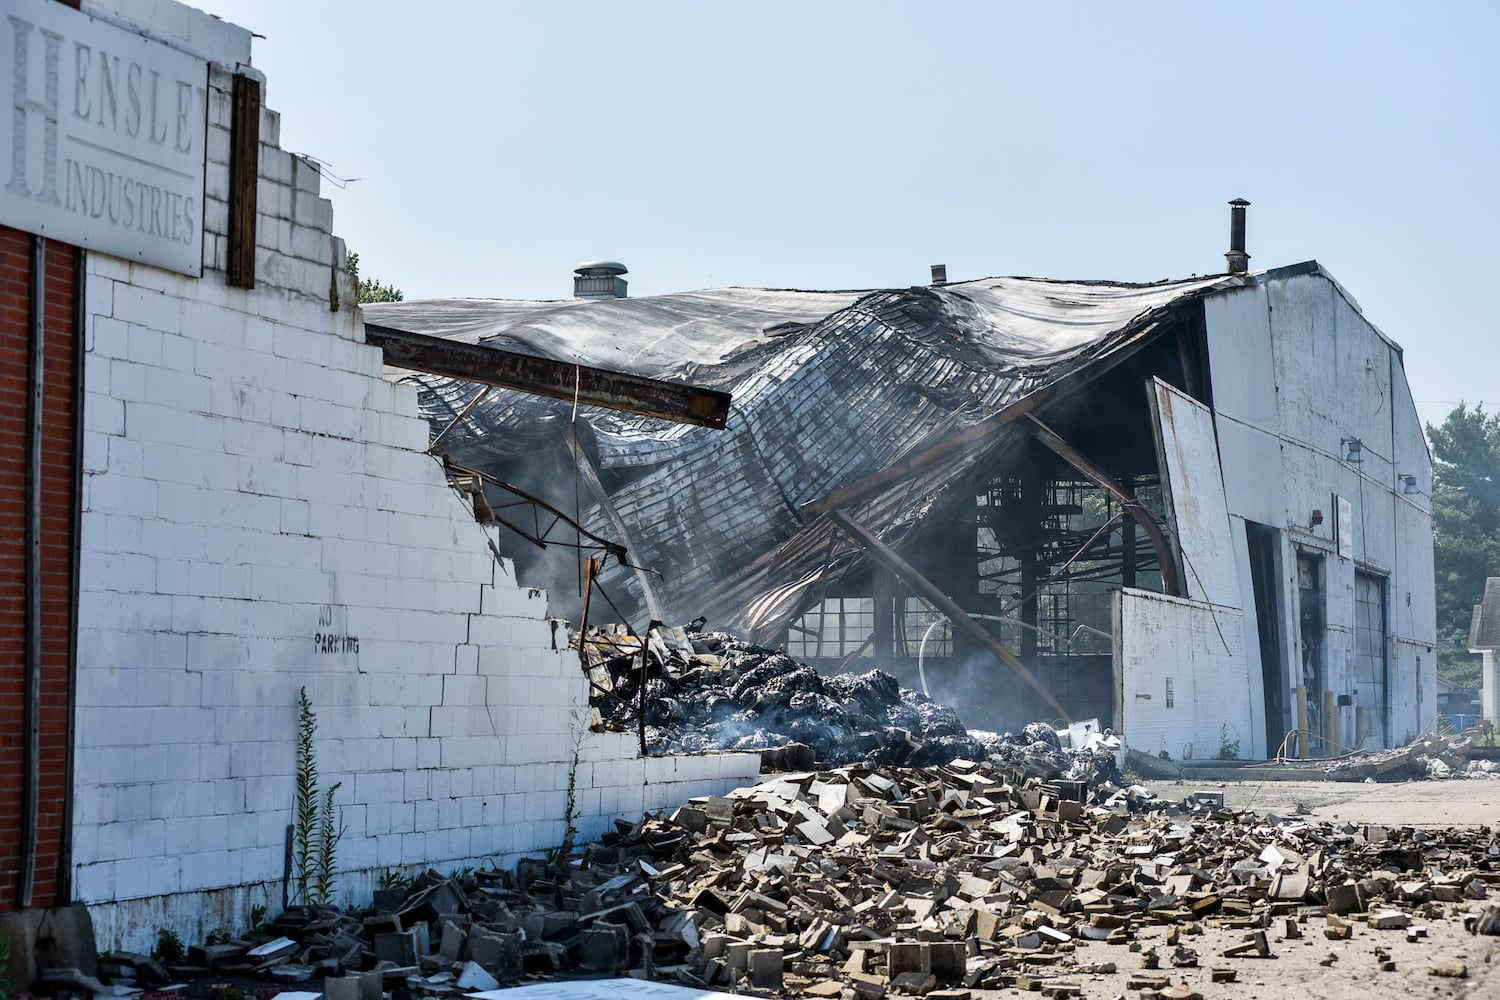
{"left": 3, "top": 0, "right": 208, "bottom": 276}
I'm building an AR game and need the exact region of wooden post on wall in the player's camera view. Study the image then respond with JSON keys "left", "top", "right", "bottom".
{"left": 227, "top": 74, "right": 261, "bottom": 288}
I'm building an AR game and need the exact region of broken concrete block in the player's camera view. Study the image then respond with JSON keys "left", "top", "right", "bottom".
{"left": 577, "top": 925, "right": 628, "bottom": 971}
{"left": 1369, "top": 910, "right": 1410, "bottom": 930}
{"left": 1469, "top": 904, "right": 1500, "bottom": 935}
{"left": 268, "top": 966, "right": 315, "bottom": 983}
{"left": 725, "top": 940, "right": 753, "bottom": 973}
{"left": 927, "top": 941, "right": 965, "bottom": 982}
{"left": 889, "top": 941, "right": 927, "bottom": 976}
{"left": 454, "top": 962, "right": 497, "bottom": 991}
{"left": 1271, "top": 872, "right": 1309, "bottom": 900}
{"left": 1428, "top": 959, "right": 1467, "bottom": 978}
{"left": 246, "top": 938, "right": 299, "bottom": 963}
{"left": 892, "top": 971, "right": 937, "bottom": 995}
{"left": 373, "top": 930, "right": 417, "bottom": 966}
{"left": 438, "top": 920, "right": 466, "bottom": 962}
{"left": 1325, "top": 881, "right": 1363, "bottom": 915}
{"left": 747, "top": 948, "right": 783, "bottom": 990}
{"left": 322, "top": 974, "right": 359, "bottom": 1000}
{"left": 187, "top": 944, "right": 245, "bottom": 969}
{"left": 466, "top": 929, "right": 521, "bottom": 975}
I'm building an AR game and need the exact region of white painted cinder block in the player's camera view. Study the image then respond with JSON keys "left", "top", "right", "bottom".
{"left": 71, "top": 0, "right": 762, "bottom": 956}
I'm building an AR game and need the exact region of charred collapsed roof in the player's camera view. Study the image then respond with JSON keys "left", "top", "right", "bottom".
{"left": 364, "top": 258, "right": 1422, "bottom": 739}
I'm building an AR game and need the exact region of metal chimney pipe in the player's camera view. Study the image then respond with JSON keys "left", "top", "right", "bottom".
{"left": 1225, "top": 198, "right": 1250, "bottom": 274}
{"left": 930, "top": 264, "right": 947, "bottom": 285}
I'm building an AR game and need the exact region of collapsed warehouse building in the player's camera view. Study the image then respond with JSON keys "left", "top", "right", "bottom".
{"left": 365, "top": 209, "right": 1438, "bottom": 762}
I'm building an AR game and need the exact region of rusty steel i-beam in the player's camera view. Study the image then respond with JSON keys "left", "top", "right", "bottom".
{"left": 365, "top": 324, "right": 733, "bottom": 429}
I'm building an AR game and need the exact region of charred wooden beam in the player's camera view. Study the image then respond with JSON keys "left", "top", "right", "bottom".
{"left": 827, "top": 509, "right": 1071, "bottom": 723}
{"left": 366, "top": 323, "right": 732, "bottom": 428}
{"left": 1017, "top": 413, "right": 1182, "bottom": 597}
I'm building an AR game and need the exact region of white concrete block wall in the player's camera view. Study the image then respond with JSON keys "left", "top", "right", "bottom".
{"left": 73, "top": 0, "right": 761, "bottom": 953}
{"left": 1198, "top": 268, "right": 1436, "bottom": 750}
{"left": 1115, "top": 589, "right": 1252, "bottom": 762}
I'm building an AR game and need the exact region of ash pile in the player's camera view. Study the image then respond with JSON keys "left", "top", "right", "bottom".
{"left": 580, "top": 623, "right": 1122, "bottom": 786}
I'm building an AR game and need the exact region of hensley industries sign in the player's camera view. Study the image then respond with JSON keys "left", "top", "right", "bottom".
{"left": 2, "top": 0, "right": 208, "bottom": 276}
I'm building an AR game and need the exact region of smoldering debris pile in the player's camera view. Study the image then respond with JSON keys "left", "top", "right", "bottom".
{"left": 581, "top": 624, "right": 1121, "bottom": 784}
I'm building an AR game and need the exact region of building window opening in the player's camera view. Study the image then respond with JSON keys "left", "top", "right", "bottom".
{"left": 787, "top": 597, "right": 875, "bottom": 660}
{"left": 900, "top": 598, "right": 952, "bottom": 659}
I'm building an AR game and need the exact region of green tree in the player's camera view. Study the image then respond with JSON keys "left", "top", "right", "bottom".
{"left": 1427, "top": 402, "right": 1500, "bottom": 691}
{"left": 345, "top": 250, "right": 404, "bottom": 304}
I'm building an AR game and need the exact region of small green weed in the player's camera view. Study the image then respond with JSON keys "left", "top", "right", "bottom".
{"left": 152, "top": 927, "right": 185, "bottom": 964}
{"left": 1216, "top": 723, "right": 1241, "bottom": 761}
{"left": 377, "top": 869, "right": 413, "bottom": 892}
{"left": 0, "top": 937, "right": 15, "bottom": 1000}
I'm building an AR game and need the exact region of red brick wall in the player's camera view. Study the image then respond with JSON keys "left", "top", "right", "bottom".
{"left": 0, "top": 224, "right": 79, "bottom": 911}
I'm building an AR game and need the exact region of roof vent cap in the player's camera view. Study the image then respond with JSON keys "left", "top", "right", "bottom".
{"left": 574, "top": 260, "right": 628, "bottom": 299}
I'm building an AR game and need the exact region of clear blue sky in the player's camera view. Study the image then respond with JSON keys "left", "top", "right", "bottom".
{"left": 195, "top": 0, "right": 1497, "bottom": 432}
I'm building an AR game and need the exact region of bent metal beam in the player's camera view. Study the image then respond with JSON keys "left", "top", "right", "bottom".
{"left": 1017, "top": 413, "right": 1182, "bottom": 598}
{"left": 365, "top": 323, "right": 733, "bottom": 429}
{"left": 827, "top": 508, "right": 1072, "bottom": 724}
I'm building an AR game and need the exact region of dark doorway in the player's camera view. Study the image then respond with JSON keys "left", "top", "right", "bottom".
{"left": 1296, "top": 552, "right": 1326, "bottom": 756}
{"left": 1353, "top": 571, "right": 1388, "bottom": 749}
{"left": 1246, "top": 523, "right": 1286, "bottom": 756}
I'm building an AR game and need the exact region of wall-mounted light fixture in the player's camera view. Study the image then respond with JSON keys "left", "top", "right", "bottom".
{"left": 1400, "top": 474, "right": 1418, "bottom": 494}
{"left": 1342, "top": 437, "right": 1364, "bottom": 462}
{"left": 1310, "top": 508, "right": 1325, "bottom": 528}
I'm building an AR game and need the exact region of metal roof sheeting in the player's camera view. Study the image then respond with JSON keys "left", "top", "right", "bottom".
{"left": 364, "top": 272, "right": 1244, "bottom": 632}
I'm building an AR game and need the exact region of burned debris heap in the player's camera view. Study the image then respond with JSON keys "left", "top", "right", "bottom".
{"left": 98, "top": 759, "right": 1499, "bottom": 999}
{"left": 581, "top": 623, "right": 1123, "bottom": 786}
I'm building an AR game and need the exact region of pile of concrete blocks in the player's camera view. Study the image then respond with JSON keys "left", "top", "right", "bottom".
{"left": 122, "top": 755, "right": 1499, "bottom": 998}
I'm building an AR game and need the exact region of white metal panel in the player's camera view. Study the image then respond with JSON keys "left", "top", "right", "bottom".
{"left": 1204, "top": 284, "right": 1278, "bottom": 427}
{"left": 1213, "top": 416, "right": 1283, "bottom": 527}
{"left": 1268, "top": 276, "right": 1335, "bottom": 452}
{"left": 1116, "top": 588, "right": 1251, "bottom": 760}
{"left": 1149, "top": 379, "right": 1241, "bottom": 608}
{"left": 1331, "top": 289, "right": 1394, "bottom": 466}
{"left": 1, "top": 0, "right": 208, "bottom": 275}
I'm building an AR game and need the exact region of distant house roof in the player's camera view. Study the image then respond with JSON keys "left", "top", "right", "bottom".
{"left": 363, "top": 265, "right": 1317, "bottom": 633}
{"left": 1470, "top": 577, "right": 1500, "bottom": 650}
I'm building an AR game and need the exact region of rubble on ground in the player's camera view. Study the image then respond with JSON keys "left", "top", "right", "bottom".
{"left": 580, "top": 624, "right": 1122, "bottom": 786}
{"left": 102, "top": 757, "right": 1500, "bottom": 999}
{"left": 1128, "top": 728, "right": 1498, "bottom": 784}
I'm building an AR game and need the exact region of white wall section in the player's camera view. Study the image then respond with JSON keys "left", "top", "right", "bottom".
{"left": 69, "top": 0, "right": 759, "bottom": 951}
